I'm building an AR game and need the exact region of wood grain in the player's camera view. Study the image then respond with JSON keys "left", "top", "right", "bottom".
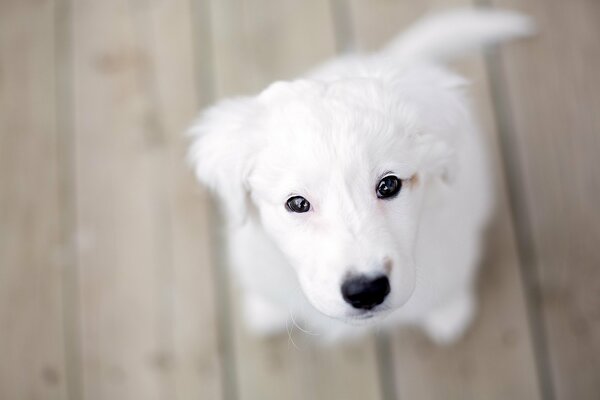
{"left": 131, "top": 1, "right": 225, "bottom": 398}
{"left": 0, "top": 1, "right": 68, "bottom": 399}
{"left": 491, "top": 0, "right": 600, "bottom": 398}
{"left": 346, "top": 0, "right": 542, "bottom": 398}
{"left": 71, "top": 0, "right": 224, "bottom": 398}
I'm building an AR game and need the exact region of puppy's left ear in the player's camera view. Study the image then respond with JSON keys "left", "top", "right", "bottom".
{"left": 405, "top": 67, "right": 470, "bottom": 185}
{"left": 415, "top": 133, "right": 458, "bottom": 185}
{"left": 188, "top": 97, "right": 261, "bottom": 225}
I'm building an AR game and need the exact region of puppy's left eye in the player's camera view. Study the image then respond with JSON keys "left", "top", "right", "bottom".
{"left": 286, "top": 196, "right": 311, "bottom": 213}
{"left": 376, "top": 175, "right": 402, "bottom": 199}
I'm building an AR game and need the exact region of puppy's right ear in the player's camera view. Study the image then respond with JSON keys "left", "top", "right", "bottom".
{"left": 187, "top": 97, "right": 260, "bottom": 226}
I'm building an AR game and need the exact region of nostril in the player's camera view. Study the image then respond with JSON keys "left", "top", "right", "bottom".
{"left": 341, "top": 275, "right": 390, "bottom": 310}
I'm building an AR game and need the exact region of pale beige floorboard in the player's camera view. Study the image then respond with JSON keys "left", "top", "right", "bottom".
{"left": 206, "top": 0, "right": 383, "bottom": 399}
{"left": 347, "top": 0, "right": 542, "bottom": 398}
{"left": 0, "top": 1, "right": 68, "bottom": 399}
{"left": 492, "top": 0, "right": 600, "bottom": 398}
{"left": 129, "top": 0, "right": 225, "bottom": 399}
{"left": 73, "top": 1, "right": 175, "bottom": 398}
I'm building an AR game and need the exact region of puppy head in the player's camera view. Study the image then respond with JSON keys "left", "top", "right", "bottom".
{"left": 189, "top": 66, "right": 468, "bottom": 322}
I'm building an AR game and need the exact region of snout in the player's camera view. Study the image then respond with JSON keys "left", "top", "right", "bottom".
{"left": 341, "top": 275, "right": 390, "bottom": 310}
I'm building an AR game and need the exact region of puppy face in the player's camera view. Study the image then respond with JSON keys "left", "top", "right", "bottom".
{"left": 190, "top": 67, "right": 466, "bottom": 322}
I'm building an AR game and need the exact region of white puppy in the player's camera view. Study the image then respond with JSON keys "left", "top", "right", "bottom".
{"left": 189, "top": 9, "right": 533, "bottom": 343}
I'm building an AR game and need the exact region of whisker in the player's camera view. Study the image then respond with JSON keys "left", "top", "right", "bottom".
{"left": 286, "top": 316, "right": 300, "bottom": 350}
{"left": 289, "top": 308, "right": 320, "bottom": 336}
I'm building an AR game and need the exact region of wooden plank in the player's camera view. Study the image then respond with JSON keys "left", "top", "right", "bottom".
{"left": 0, "top": 1, "right": 68, "bottom": 399}
{"left": 491, "top": 0, "right": 600, "bottom": 398}
{"left": 206, "top": 0, "right": 384, "bottom": 399}
{"left": 72, "top": 1, "right": 176, "bottom": 398}
{"left": 347, "top": 1, "right": 542, "bottom": 398}
{"left": 131, "top": 0, "right": 225, "bottom": 398}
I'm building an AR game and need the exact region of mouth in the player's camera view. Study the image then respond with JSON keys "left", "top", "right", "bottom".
{"left": 354, "top": 311, "right": 378, "bottom": 319}
{"left": 343, "top": 305, "right": 391, "bottom": 324}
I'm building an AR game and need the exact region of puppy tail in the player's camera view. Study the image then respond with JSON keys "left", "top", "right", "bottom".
{"left": 382, "top": 8, "right": 535, "bottom": 63}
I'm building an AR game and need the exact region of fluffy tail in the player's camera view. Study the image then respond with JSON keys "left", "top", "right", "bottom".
{"left": 382, "top": 8, "right": 535, "bottom": 62}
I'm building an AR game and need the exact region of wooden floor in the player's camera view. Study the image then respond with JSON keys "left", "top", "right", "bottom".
{"left": 1, "top": 0, "right": 599, "bottom": 399}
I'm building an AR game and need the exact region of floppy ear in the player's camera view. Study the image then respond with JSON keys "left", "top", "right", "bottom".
{"left": 395, "top": 66, "right": 470, "bottom": 185}
{"left": 188, "top": 97, "right": 260, "bottom": 225}
{"left": 414, "top": 132, "right": 457, "bottom": 184}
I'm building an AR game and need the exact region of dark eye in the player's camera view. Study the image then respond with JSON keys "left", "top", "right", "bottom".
{"left": 286, "top": 196, "right": 311, "bottom": 213}
{"left": 376, "top": 175, "right": 402, "bottom": 199}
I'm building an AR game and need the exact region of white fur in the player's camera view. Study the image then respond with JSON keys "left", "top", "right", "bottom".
{"left": 188, "top": 9, "right": 532, "bottom": 343}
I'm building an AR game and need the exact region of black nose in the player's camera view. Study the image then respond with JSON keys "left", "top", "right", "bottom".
{"left": 341, "top": 275, "right": 390, "bottom": 310}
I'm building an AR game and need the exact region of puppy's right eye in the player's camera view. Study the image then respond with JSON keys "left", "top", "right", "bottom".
{"left": 376, "top": 175, "right": 402, "bottom": 199}
{"left": 286, "top": 196, "right": 310, "bottom": 213}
